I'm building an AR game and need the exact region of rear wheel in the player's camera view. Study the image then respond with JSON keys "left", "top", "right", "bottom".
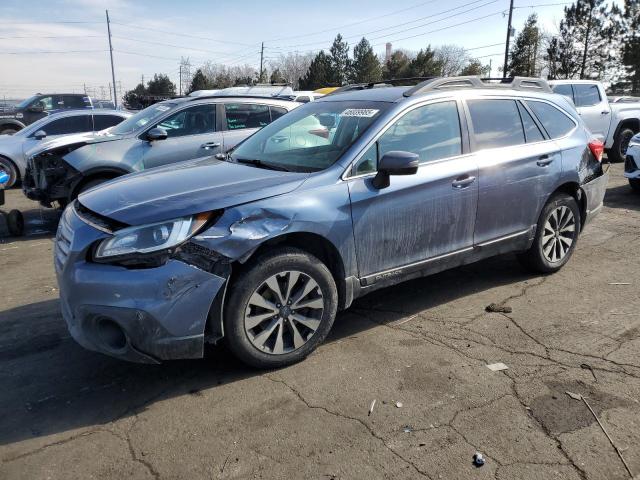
{"left": 0, "top": 157, "right": 18, "bottom": 188}
{"left": 609, "top": 127, "right": 636, "bottom": 163}
{"left": 518, "top": 193, "right": 581, "bottom": 273}
{"left": 0, "top": 127, "right": 19, "bottom": 136}
{"left": 630, "top": 178, "right": 640, "bottom": 193}
{"left": 224, "top": 247, "right": 338, "bottom": 368}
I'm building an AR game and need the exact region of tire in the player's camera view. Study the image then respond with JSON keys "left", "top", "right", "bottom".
{"left": 518, "top": 193, "right": 581, "bottom": 274}
{"left": 0, "top": 127, "right": 19, "bottom": 136}
{"left": 224, "top": 247, "right": 338, "bottom": 369}
{"left": 630, "top": 178, "right": 640, "bottom": 193}
{"left": 0, "top": 157, "right": 18, "bottom": 188}
{"left": 609, "top": 127, "right": 636, "bottom": 163}
{"left": 7, "top": 209, "right": 24, "bottom": 236}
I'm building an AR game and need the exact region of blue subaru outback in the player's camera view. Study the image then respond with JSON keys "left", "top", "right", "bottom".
{"left": 54, "top": 77, "right": 609, "bottom": 368}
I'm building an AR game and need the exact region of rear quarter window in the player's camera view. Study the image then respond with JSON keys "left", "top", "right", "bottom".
{"left": 573, "top": 84, "right": 601, "bottom": 107}
{"left": 526, "top": 101, "right": 576, "bottom": 139}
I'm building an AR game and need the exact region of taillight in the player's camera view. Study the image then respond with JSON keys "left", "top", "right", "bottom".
{"left": 588, "top": 139, "right": 604, "bottom": 162}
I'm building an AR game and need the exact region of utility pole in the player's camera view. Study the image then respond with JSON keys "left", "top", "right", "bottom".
{"left": 105, "top": 10, "right": 118, "bottom": 108}
{"left": 502, "top": 0, "right": 515, "bottom": 78}
{"left": 259, "top": 42, "right": 264, "bottom": 83}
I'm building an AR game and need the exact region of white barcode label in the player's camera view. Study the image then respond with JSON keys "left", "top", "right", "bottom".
{"left": 340, "top": 108, "right": 379, "bottom": 118}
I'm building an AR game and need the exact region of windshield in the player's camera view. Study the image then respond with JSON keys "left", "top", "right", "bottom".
{"left": 110, "top": 102, "right": 175, "bottom": 135}
{"left": 230, "top": 100, "right": 389, "bottom": 173}
{"left": 16, "top": 95, "right": 39, "bottom": 109}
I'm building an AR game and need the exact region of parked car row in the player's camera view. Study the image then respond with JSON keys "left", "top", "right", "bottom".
{"left": 45, "top": 76, "right": 610, "bottom": 368}
{"left": 0, "top": 93, "right": 119, "bottom": 135}
{"left": 22, "top": 95, "right": 299, "bottom": 206}
{"left": 0, "top": 110, "right": 130, "bottom": 187}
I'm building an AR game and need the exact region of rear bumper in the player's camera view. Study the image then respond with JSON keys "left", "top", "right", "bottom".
{"left": 582, "top": 169, "right": 609, "bottom": 225}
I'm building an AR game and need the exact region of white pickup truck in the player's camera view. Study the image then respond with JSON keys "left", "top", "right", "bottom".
{"left": 549, "top": 80, "right": 640, "bottom": 162}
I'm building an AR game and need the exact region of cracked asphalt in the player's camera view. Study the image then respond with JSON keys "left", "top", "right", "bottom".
{"left": 0, "top": 163, "right": 639, "bottom": 480}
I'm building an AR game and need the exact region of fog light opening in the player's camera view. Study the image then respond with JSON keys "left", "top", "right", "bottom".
{"left": 96, "top": 318, "right": 127, "bottom": 352}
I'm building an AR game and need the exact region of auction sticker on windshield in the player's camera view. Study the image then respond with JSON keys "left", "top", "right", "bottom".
{"left": 340, "top": 109, "right": 379, "bottom": 118}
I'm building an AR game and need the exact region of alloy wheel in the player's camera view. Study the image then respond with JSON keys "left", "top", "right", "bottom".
{"left": 542, "top": 205, "right": 575, "bottom": 263}
{"left": 244, "top": 270, "right": 324, "bottom": 355}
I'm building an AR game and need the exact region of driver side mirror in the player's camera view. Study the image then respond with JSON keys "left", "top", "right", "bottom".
{"left": 34, "top": 130, "right": 47, "bottom": 140}
{"left": 146, "top": 127, "right": 168, "bottom": 141}
{"left": 372, "top": 151, "right": 419, "bottom": 189}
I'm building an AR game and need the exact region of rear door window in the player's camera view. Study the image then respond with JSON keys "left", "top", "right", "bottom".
{"left": 517, "top": 102, "right": 545, "bottom": 143}
{"left": 467, "top": 99, "right": 525, "bottom": 149}
{"left": 526, "top": 101, "right": 576, "bottom": 139}
{"left": 155, "top": 104, "right": 216, "bottom": 138}
{"left": 270, "top": 106, "right": 288, "bottom": 122}
{"left": 552, "top": 84, "right": 574, "bottom": 103}
{"left": 93, "top": 114, "right": 125, "bottom": 131}
{"left": 41, "top": 115, "right": 93, "bottom": 135}
{"left": 573, "top": 84, "right": 601, "bottom": 107}
{"left": 63, "top": 95, "right": 90, "bottom": 109}
{"left": 225, "top": 103, "right": 271, "bottom": 130}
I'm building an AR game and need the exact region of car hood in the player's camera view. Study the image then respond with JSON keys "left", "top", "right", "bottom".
{"left": 79, "top": 157, "right": 309, "bottom": 225}
{"left": 27, "top": 131, "right": 124, "bottom": 157}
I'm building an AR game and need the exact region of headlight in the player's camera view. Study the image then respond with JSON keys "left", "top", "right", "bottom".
{"left": 95, "top": 212, "right": 211, "bottom": 259}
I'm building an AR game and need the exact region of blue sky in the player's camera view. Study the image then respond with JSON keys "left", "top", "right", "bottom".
{"left": 0, "top": 0, "right": 617, "bottom": 99}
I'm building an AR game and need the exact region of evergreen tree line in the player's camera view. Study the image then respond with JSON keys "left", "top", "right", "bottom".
{"left": 125, "top": 0, "right": 640, "bottom": 105}
{"left": 509, "top": 0, "right": 639, "bottom": 92}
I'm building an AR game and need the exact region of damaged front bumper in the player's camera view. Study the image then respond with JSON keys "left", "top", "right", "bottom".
{"left": 55, "top": 204, "right": 228, "bottom": 363}
{"left": 624, "top": 150, "right": 640, "bottom": 179}
{"left": 23, "top": 152, "right": 81, "bottom": 206}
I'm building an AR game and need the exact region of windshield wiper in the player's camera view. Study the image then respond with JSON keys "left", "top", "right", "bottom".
{"left": 234, "top": 157, "right": 291, "bottom": 172}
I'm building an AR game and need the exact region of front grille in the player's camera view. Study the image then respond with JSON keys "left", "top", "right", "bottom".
{"left": 54, "top": 207, "right": 74, "bottom": 271}
{"left": 625, "top": 154, "right": 638, "bottom": 173}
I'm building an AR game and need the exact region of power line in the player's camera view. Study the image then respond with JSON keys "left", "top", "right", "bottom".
{"left": 270, "top": 0, "right": 500, "bottom": 50}
{"left": 110, "top": 21, "right": 254, "bottom": 47}
{"left": 0, "top": 35, "right": 103, "bottom": 40}
{"left": 514, "top": 1, "right": 571, "bottom": 7}
{"left": 264, "top": 0, "right": 442, "bottom": 42}
{"left": 111, "top": 35, "right": 232, "bottom": 57}
{"left": 0, "top": 21, "right": 102, "bottom": 25}
{"left": 369, "top": 10, "right": 504, "bottom": 47}
{"left": 0, "top": 49, "right": 108, "bottom": 54}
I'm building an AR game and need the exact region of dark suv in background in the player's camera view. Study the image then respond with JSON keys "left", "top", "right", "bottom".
{"left": 0, "top": 93, "right": 96, "bottom": 135}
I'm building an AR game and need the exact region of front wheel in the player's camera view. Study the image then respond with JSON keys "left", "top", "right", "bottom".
{"left": 630, "top": 178, "right": 640, "bottom": 193}
{"left": 518, "top": 193, "right": 581, "bottom": 273}
{"left": 0, "top": 157, "right": 18, "bottom": 187}
{"left": 224, "top": 247, "right": 338, "bottom": 369}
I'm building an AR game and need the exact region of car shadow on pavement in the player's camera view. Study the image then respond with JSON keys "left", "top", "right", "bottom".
{"left": 603, "top": 183, "right": 640, "bottom": 211}
{"left": 0, "top": 254, "right": 537, "bottom": 447}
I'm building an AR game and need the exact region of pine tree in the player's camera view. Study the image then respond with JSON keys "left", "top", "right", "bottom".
{"left": 187, "top": 69, "right": 211, "bottom": 94}
{"left": 329, "top": 34, "right": 350, "bottom": 85}
{"left": 384, "top": 51, "right": 411, "bottom": 79}
{"left": 621, "top": 0, "right": 640, "bottom": 92}
{"left": 407, "top": 46, "right": 442, "bottom": 77}
{"left": 508, "top": 14, "right": 541, "bottom": 77}
{"left": 270, "top": 68, "right": 286, "bottom": 84}
{"left": 351, "top": 38, "right": 382, "bottom": 83}
{"left": 460, "top": 60, "right": 489, "bottom": 76}
{"left": 563, "top": 0, "right": 611, "bottom": 79}
{"left": 147, "top": 74, "right": 176, "bottom": 96}
{"left": 546, "top": 21, "right": 581, "bottom": 79}
{"left": 299, "top": 51, "right": 333, "bottom": 89}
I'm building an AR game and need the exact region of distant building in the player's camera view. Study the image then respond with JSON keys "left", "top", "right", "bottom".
{"left": 385, "top": 43, "right": 392, "bottom": 64}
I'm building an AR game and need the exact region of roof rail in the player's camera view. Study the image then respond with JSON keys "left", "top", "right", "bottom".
{"left": 403, "top": 76, "right": 552, "bottom": 97}
{"left": 187, "top": 94, "right": 294, "bottom": 101}
{"left": 325, "top": 77, "right": 437, "bottom": 96}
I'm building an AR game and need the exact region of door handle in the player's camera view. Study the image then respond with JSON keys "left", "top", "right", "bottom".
{"left": 452, "top": 175, "right": 476, "bottom": 189}
{"left": 536, "top": 155, "right": 554, "bottom": 167}
{"left": 601, "top": 111, "right": 610, "bottom": 115}
{"left": 201, "top": 142, "right": 221, "bottom": 150}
